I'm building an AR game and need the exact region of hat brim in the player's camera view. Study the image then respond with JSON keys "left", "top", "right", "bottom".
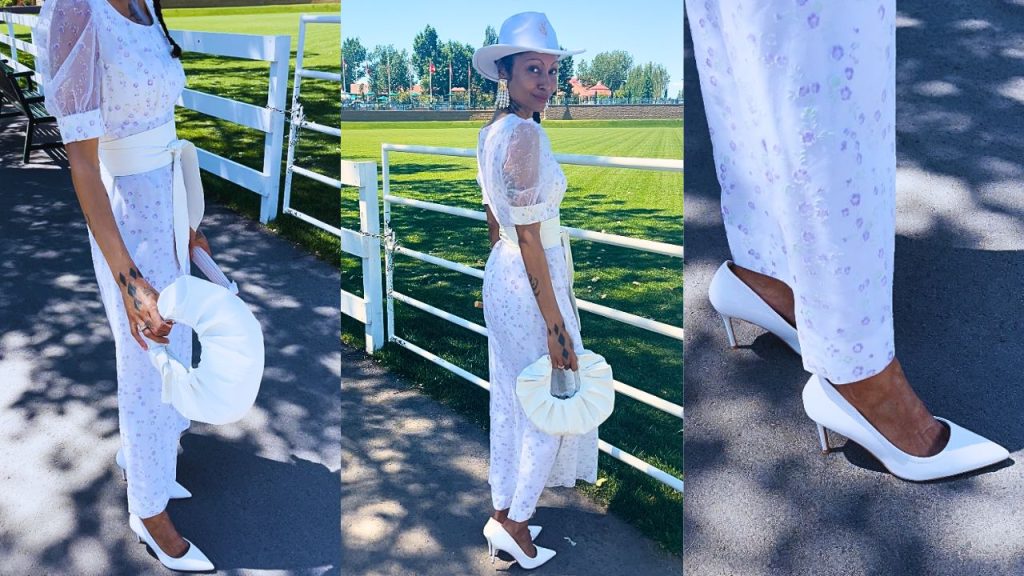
{"left": 472, "top": 44, "right": 585, "bottom": 82}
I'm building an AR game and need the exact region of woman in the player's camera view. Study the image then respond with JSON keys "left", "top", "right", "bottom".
{"left": 689, "top": 0, "right": 1009, "bottom": 479}
{"left": 472, "top": 11, "right": 596, "bottom": 570}
{"left": 34, "top": 0, "right": 214, "bottom": 570}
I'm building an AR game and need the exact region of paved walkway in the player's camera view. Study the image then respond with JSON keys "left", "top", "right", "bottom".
{"left": 0, "top": 119, "right": 341, "bottom": 575}
{"left": 684, "top": 3, "right": 1024, "bottom": 575}
{"left": 341, "top": 344, "right": 681, "bottom": 576}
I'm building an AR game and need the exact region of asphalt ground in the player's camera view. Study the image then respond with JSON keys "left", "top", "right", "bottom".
{"left": 341, "top": 344, "right": 681, "bottom": 576}
{"left": 683, "top": 3, "right": 1024, "bottom": 575}
{"left": 0, "top": 119, "right": 341, "bottom": 575}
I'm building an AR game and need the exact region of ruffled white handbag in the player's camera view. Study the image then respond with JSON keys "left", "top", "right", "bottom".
{"left": 147, "top": 275, "right": 264, "bottom": 425}
{"left": 516, "top": 350, "right": 615, "bottom": 436}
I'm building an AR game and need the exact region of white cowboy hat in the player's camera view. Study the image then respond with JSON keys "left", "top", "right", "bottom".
{"left": 472, "top": 12, "right": 584, "bottom": 82}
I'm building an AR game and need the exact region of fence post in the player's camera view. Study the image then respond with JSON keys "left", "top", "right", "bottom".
{"left": 5, "top": 16, "right": 16, "bottom": 65}
{"left": 261, "top": 36, "right": 290, "bottom": 224}
{"left": 357, "top": 161, "right": 384, "bottom": 353}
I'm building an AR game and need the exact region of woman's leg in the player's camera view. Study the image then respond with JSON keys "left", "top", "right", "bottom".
{"left": 690, "top": 0, "right": 948, "bottom": 455}
{"left": 91, "top": 173, "right": 192, "bottom": 554}
{"left": 487, "top": 342, "right": 519, "bottom": 516}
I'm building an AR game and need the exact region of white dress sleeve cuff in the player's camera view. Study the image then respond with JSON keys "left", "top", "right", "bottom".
{"left": 56, "top": 108, "right": 105, "bottom": 144}
{"left": 510, "top": 203, "right": 550, "bottom": 225}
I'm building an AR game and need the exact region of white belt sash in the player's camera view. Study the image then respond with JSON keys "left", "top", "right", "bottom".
{"left": 499, "top": 215, "right": 581, "bottom": 326}
{"left": 98, "top": 120, "right": 204, "bottom": 274}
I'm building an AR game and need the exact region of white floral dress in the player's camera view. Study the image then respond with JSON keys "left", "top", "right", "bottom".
{"left": 34, "top": 0, "right": 190, "bottom": 517}
{"left": 689, "top": 0, "right": 897, "bottom": 383}
{"left": 478, "top": 113, "right": 598, "bottom": 522}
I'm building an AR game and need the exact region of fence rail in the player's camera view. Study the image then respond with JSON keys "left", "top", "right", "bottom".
{"left": 282, "top": 14, "right": 342, "bottom": 236}
{"left": 380, "top": 142, "right": 684, "bottom": 492}
{"left": 0, "top": 12, "right": 290, "bottom": 224}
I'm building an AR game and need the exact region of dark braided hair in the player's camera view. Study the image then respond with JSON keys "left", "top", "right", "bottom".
{"left": 152, "top": 0, "right": 182, "bottom": 58}
{"left": 489, "top": 54, "right": 542, "bottom": 125}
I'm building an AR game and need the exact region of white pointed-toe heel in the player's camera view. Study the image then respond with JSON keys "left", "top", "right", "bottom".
{"left": 487, "top": 522, "right": 556, "bottom": 570}
{"left": 802, "top": 374, "right": 1009, "bottom": 481}
{"left": 708, "top": 260, "right": 800, "bottom": 354}
{"left": 129, "top": 513, "right": 214, "bottom": 572}
{"left": 116, "top": 448, "right": 192, "bottom": 500}
{"left": 483, "top": 517, "right": 540, "bottom": 558}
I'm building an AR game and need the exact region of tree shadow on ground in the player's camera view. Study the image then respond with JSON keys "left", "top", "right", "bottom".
{"left": 0, "top": 122, "right": 340, "bottom": 575}
{"left": 340, "top": 345, "right": 680, "bottom": 576}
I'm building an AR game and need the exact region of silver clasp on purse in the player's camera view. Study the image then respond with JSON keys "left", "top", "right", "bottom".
{"left": 549, "top": 367, "right": 582, "bottom": 399}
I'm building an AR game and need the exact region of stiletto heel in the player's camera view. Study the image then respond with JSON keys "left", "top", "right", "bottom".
{"left": 489, "top": 523, "right": 556, "bottom": 570}
{"left": 816, "top": 423, "right": 831, "bottom": 454}
{"left": 708, "top": 261, "right": 801, "bottom": 354}
{"left": 129, "top": 513, "right": 214, "bottom": 572}
{"left": 802, "top": 374, "right": 1009, "bottom": 481}
{"left": 719, "top": 313, "right": 737, "bottom": 348}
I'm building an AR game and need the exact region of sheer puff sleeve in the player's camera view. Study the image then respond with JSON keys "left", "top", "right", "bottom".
{"left": 35, "top": 0, "right": 104, "bottom": 143}
{"left": 502, "top": 121, "right": 555, "bottom": 225}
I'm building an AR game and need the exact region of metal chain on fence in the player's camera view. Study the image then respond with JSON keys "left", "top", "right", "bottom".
{"left": 358, "top": 226, "right": 397, "bottom": 297}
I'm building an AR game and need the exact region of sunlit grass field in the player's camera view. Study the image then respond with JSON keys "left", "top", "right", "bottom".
{"left": 342, "top": 118, "right": 684, "bottom": 553}
{"left": 165, "top": 4, "right": 340, "bottom": 260}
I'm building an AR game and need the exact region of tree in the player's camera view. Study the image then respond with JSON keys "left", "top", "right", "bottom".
{"left": 483, "top": 25, "right": 498, "bottom": 47}
{"left": 576, "top": 59, "right": 594, "bottom": 85}
{"left": 367, "top": 45, "right": 413, "bottom": 97}
{"left": 622, "top": 62, "right": 671, "bottom": 100}
{"left": 557, "top": 50, "right": 575, "bottom": 101}
{"left": 342, "top": 37, "right": 367, "bottom": 91}
{"left": 650, "top": 63, "right": 671, "bottom": 99}
{"left": 475, "top": 25, "right": 500, "bottom": 101}
{"left": 411, "top": 25, "right": 440, "bottom": 82}
{"left": 439, "top": 40, "right": 474, "bottom": 98}
{"left": 587, "top": 50, "right": 634, "bottom": 92}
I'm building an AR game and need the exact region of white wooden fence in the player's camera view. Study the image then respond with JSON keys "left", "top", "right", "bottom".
{"left": 379, "top": 143, "right": 684, "bottom": 493}
{"left": 1, "top": 12, "right": 290, "bottom": 224}
{"left": 341, "top": 160, "right": 385, "bottom": 353}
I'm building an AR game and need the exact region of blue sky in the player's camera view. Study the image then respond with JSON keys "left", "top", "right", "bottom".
{"left": 341, "top": 0, "right": 684, "bottom": 95}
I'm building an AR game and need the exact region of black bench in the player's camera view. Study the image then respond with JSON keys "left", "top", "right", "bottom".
{"left": 0, "top": 58, "right": 61, "bottom": 163}
{"left": 0, "top": 58, "right": 37, "bottom": 118}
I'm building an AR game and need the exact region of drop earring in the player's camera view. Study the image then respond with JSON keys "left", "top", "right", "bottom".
{"left": 496, "top": 78, "right": 509, "bottom": 109}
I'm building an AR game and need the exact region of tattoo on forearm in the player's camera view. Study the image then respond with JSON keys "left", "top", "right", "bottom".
{"left": 529, "top": 274, "right": 541, "bottom": 297}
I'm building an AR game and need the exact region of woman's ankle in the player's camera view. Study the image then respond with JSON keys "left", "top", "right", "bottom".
{"left": 729, "top": 263, "right": 796, "bottom": 326}
{"left": 832, "top": 358, "right": 950, "bottom": 457}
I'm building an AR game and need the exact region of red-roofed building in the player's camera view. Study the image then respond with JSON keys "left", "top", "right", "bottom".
{"left": 569, "top": 77, "right": 613, "bottom": 98}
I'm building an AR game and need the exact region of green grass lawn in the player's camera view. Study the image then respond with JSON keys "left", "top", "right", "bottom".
{"left": 165, "top": 5, "right": 340, "bottom": 261}
{"left": 7, "top": 5, "right": 340, "bottom": 260}
{"left": 342, "top": 118, "right": 684, "bottom": 553}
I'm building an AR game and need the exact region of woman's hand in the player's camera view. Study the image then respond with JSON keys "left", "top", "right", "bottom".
{"left": 189, "top": 228, "right": 211, "bottom": 257}
{"left": 117, "top": 266, "right": 173, "bottom": 350}
{"left": 547, "top": 318, "right": 579, "bottom": 371}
